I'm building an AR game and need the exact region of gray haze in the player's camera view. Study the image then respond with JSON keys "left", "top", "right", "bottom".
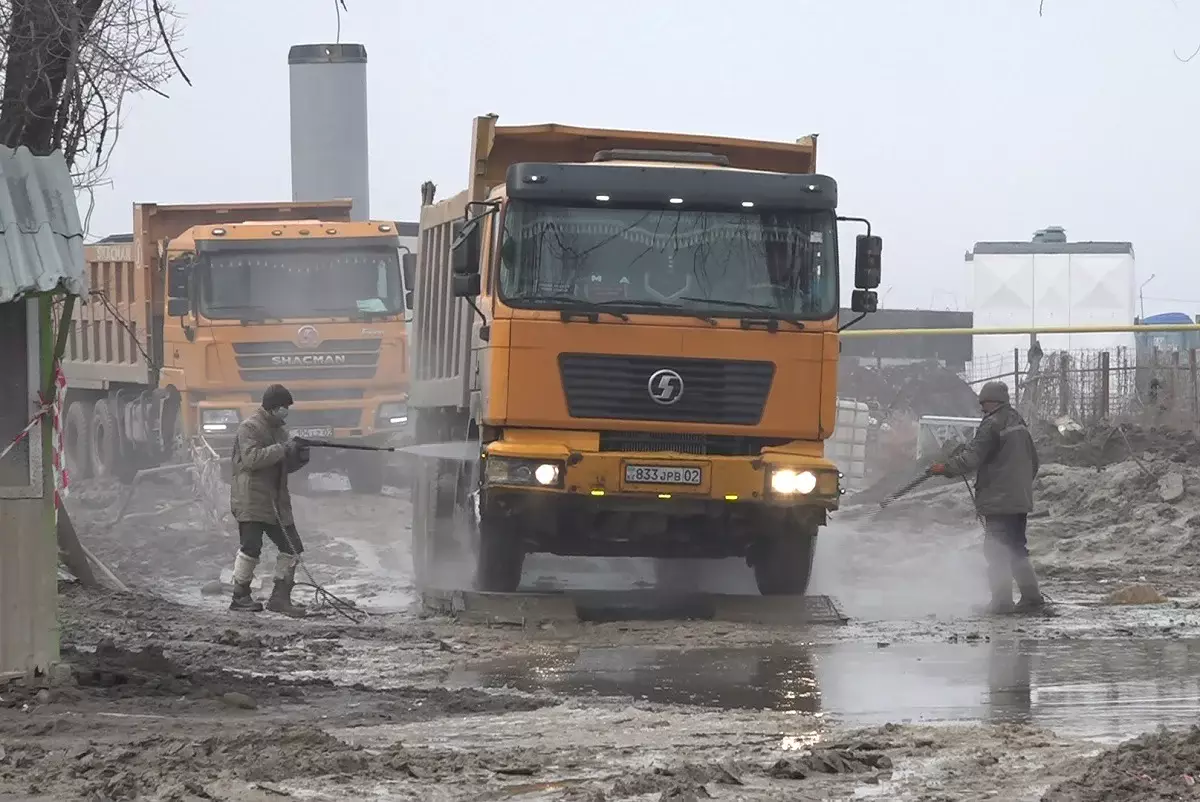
{"left": 91, "top": 0, "right": 1200, "bottom": 314}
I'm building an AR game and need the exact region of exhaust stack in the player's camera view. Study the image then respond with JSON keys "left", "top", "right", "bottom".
{"left": 288, "top": 43, "right": 370, "bottom": 220}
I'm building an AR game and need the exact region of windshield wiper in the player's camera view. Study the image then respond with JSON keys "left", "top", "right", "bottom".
{"left": 508, "top": 294, "right": 629, "bottom": 323}
{"left": 676, "top": 297, "right": 805, "bottom": 330}
{"left": 207, "top": 304, "right": 278, "bottom": 324}
{"left": 310, "top": 306, "right": 397, "bottom": 321}
{"left": 594, "top": 299, "right": 717, "bottom": 325}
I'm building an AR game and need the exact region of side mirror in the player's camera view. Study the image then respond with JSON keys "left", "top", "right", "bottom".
{"left": 850, "top": 289, "right": 878, "bottom": 314}
{"left": 401, "top": 251, "right": 416, "bottom": 291}
{"left": 166, "top": 297, "right": 190, "bottom": 317}
{"left": 451, "top": 217, "right": 482, "bottom": 275}
{"left": 854, "top": 234, "right": 882, "bottom": 289}
{"left": 167, "top": 258, "right": 190, "bottom": 297}
{"left": 452, "top": 273, "right": 481, "bottom": 298}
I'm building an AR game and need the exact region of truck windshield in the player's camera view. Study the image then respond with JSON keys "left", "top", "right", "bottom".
{"left": 198, "top": 246, "right": 402, "bottom": 320}
{"left": 497, "top": 201, "right": 837, "bottom": 320}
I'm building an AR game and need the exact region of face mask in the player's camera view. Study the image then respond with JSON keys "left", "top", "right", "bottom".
{"left": 276, "top": 406, "right": 290, "bottom": 422}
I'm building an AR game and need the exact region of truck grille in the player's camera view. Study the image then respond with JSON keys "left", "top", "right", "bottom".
{"left": 232, "top": 339, "right": 381, "bottom": 382}
{"left": 559, "top": 354, "right": 774, "bottom": 425}
{"left": 599, "top": 431, "right": 789, "bottom": 456}
{"left": 287, "top": 408, "right": 362, "bottom": 429}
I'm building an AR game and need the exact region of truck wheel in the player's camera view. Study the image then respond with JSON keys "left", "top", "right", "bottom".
{"left": 91, "top": 399, "right": 135, "bottom": 484}
{"left": 474, "top": 516, "right": 525, "bottom": 593}
{"left": 751, "top": 528, "right": 817, "bottom": 596}
{"left": 346, "top": 454, "right": 385, "bottom": 495}
{"left": 64, "top": 400, "right": 93, "bottom": 481}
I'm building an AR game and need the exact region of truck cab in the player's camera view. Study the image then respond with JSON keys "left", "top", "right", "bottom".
{"left": 163, "top": 218, "right": 413, "bottom": 491}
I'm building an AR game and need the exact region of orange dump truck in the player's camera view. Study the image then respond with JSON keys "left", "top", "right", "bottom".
{"left": 63, "top": 201, "right": 414, "bottom": 492}
{"left": 407, "top": 115, "right": 882, "bottom": 595}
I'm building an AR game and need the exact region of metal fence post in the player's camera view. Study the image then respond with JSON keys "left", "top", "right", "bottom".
{"left": 1058, "top": 353, "right": 1071, "bottom": 418}
{"left": 1100, "top": 350, "right": 1110, "bottom": 420}
{"left": 1013, "top": 347, "right": 1021, "bottom": 400}
{"left": 1191, "top": 348, "right": 1198, "bottom": 424}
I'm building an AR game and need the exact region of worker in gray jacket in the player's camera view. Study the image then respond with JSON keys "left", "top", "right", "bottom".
{"left": 929, "top": 381, "right": 1044, "bottom": 614}
{"left": 228, "top": 384, "right": 310, "bottom": 615}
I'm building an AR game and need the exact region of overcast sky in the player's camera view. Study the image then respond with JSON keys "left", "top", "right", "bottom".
{"left": 89, "top": 0, "right": 1200, "bottom": 315}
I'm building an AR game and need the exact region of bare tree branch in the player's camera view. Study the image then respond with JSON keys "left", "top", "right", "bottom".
{"left": 0, "top": 0, "right": 186, "bottom": 208}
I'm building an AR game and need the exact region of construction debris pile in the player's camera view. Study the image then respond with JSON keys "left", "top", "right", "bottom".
{"left": 1042, "top": 726, "right": 1200, "bottom": 802}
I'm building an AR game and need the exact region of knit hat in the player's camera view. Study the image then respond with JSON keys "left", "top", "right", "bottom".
{"left": 978, "top": 381, "right": 1010, "bottom": 405}
{"left": 262, "top": 384, "right": 294, "bottom": 410}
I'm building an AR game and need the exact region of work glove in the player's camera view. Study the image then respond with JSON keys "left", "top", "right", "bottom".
{"left": 285, "top": 438, "right": 311, "bottom": 470}
{"left": 928, "top": 463, "right": 947, "bottom": 476}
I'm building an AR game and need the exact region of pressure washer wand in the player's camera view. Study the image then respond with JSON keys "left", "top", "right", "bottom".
{"left": 879, "top": 470, "right": 933, "bottom": 508}
{"left": 294, "top": 438, "right": 397, "bottom": 453}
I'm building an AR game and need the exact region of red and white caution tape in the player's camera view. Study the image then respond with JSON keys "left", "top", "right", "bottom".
{"left": 0, "top": 363, "right": 69, "bottom": 509}
{"left": 51, "top": 364, "right": 69, "bottom": 507}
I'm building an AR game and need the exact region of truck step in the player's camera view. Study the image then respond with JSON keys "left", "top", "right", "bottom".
{"left": 418, "top": 589, "right": 848, "bottom": 627}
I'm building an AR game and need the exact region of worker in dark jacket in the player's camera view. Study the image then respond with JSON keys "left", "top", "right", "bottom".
{"left": 929, "top": 381, "right": 1044, "bottom": 614}
{"left": 228, "top": 384, "right": 310, "bottom": 615}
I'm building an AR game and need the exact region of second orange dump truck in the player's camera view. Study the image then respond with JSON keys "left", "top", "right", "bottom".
{"left": 62, "top": 200, "right": 414, "bottom": 492}
{"left": 408, "top": 115, "right": 882, "bottom": 596}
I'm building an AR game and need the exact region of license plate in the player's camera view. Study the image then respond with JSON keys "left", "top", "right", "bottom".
{"left": 293, "top": 426, "right": 334, "bottom": 439}
{"left": 623, "top": 464, "right": 703, "bottom": 485}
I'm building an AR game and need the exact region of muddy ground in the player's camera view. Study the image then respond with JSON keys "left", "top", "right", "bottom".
{"left": 5, "top": 440, "right": 1200, "bottom": 800}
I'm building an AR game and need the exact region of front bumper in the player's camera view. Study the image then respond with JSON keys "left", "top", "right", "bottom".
{"left": 483, "top": 441, "right": 841, "bottom": 509}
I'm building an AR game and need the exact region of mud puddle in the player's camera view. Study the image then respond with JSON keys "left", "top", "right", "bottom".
{"left": 449, "top": 638, "right": 1200, "bottom": 743}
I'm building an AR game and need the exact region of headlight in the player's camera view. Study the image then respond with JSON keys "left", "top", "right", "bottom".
{"left": 378, "top": 401, "right": 408, "bottom": 426}
{"left": 200, "top": 408, "right": 239, "bottom": 433}
{"left": 485, "top": 457, "right": 564, "bottom": 489}
{"left": 770, "top": 468, "right": 818, "bottom": 495}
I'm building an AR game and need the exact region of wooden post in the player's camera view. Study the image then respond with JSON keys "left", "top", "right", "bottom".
{"left": 1100, "top": 351, "right": 1110, "bottom": 420}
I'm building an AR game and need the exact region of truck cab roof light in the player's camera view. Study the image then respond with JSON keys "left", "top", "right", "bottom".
{"left": 669, "top": 198, "right": 683, "bottom": 204}
{"left": 595, "top": 195, "right": 610, "bottom": 202}
{"left": 211, "top": 227, "right": 226, "bottom": 236}
{"left": 379, "top": 224, "right": 393, "bottom": 232}
{"left": 741, "top": 201, "right": 755, "bottom": 208}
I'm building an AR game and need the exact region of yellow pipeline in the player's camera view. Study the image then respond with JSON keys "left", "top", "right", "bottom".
{"left": 840, "top": 323, "right": 1200, "bottom": 338}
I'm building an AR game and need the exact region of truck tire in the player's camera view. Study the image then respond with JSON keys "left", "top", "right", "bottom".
{"left": 346, "top": 453, "right": 384, "bottom": 495}
{"left": 750, "top": 528, "right": 817, "bottom": 596}
{"left": 474, "top": 516, "right": 525, "bottom": 593}
{"left": 63, "top": 399, "right": 93, "bottom": 481}
{"left": 91, "top": 399, "right": 134, "bottom": 483}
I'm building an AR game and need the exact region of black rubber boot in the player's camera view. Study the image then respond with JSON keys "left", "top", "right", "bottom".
{"left": 979, "top": 538, "right": 1015, "bottom": 615}
{"left": 266, "top": 579, "right": 306, "bottom": 617}
{"left": 1012, "top": 557, "right": 1046, "bottom": 614}
{"left": 229, "top": 581, "right": 263, "bottom": 612}
{"left": 282, "top": 569, "right": 307, "bottom": 613}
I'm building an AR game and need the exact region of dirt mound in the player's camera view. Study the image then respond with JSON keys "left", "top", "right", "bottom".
{"left": 1042, "top": 726, "right": 1200, "bottom": 801}
{"left": 839, "top": 360, "right": 980, "bottom": 419}
{"left": 1035, "top": 422, "right": 1200, "bottom": 469}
